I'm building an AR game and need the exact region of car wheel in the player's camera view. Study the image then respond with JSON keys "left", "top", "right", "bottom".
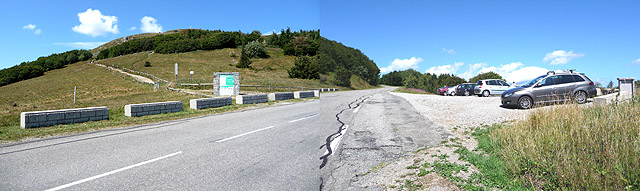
{"left": 464, "top": 91, "right": 470, "bottom": 96}
{"left": 575, "top": 91, "right": 587, "bottom": 104}
{"left": 450, "top": 92, "right": 455, "bottom": 96}
{"left": 518, "top": 96, "right": 532, "bottom": 109}
{"left": 482, "top": 90, "right": 490, "bottom": 97}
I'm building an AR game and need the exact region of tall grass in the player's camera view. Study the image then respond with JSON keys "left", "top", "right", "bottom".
{"left": 490, "top": 97, "right": 640, "bottom": 189}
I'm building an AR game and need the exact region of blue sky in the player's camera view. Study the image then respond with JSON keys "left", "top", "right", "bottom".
{"left": 2, "top": 0, "right": 638, "bottom": 85}
{"left": 0, "top": 0, "right": 319, "bottom": 69}
{"left": 321, "top": 0, "right": 640, "bottom": 85}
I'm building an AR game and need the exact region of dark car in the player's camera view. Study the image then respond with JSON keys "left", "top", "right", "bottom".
{"left": 455, "top": 83, "right": 476, "bottom": 96}
{"left": 501, "top": 70, "right": 597, "bottom": 109}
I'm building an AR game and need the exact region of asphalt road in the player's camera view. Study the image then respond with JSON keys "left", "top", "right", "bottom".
{"left": 1, "top": 100, "right": 326, "bottom": 191}
{"left": 1, "top": 87, "right": 446, "bottom": 190}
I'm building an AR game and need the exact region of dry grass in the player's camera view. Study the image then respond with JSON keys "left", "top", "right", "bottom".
{"left": 490, "top": 97, "right": 640, "bottom": 190}
{"left": 98, "top": 48, "right": 347, "bottom": 89}
{"left": 0, "top": 62, "right": 201, "bottom": 140}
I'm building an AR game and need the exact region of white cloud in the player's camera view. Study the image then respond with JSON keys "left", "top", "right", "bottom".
{"left": 442, "top": 48, "right": 457, "bottom": 54}
{"left": 380, "top": 57, "right": 423, "bottom": 73}
{"left": 23, "top": 24, "right": 36, "bottom": 30}
{"left": 503, "top": 66, "right": 549, "bottom": 84}
{"left": 72, "top": 8, "right": 119, "bottom": 37}
{"left": 129, "top": 26, "right": 137, "bottom": 31}
{"left": 458, "top": 63, "right": 487, "bottom": 80}
{"left": 543, "top": 50, "right": 584, "bottom": 65}
{"left": 456, "top": 62, "right": 547, "bottom": 84}
{"left": 54, "top": 42, "right": 106, "bottom": 49}
{"left": 140, "top": 16, "right": 163, "bottom": 33}
{"left": 261, "top": 30, "right": 277, "bottom": 35}
{"left": 23, "top": 24, "right": 41, "bottom": 35}
{"left": 425, "top": 62, "right": 464, "bottom": 75}
{"left": 631, "top": 58, "right": 640, "bottom": 65}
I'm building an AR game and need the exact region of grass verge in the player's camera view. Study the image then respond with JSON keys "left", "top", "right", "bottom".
{"left": 0, "top": 97, "right": 317, "bottom": 143}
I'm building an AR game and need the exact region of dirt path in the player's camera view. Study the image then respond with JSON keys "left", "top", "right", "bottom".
{"left": 94, "top": 63, "right": 155, "bottom": 84}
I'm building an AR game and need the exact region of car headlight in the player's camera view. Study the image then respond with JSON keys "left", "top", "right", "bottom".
{"left": 504, "top": 92, "right": 514, "bottom": 97}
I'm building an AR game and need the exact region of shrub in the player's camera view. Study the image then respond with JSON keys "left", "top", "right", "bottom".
{"left": 334, "top": 66, "right": 352, "bottom": 87}
{"left": 144, "top": 61, "right": 151, "bottom": 67}
{"left": 242, "top": 40, "right": 268, "bottom": 58}
{"left": 288, "top": 56, "right": 319, "bottom": 79}
{"left": 236, "top": 55, "right": 252, "bottom": 68}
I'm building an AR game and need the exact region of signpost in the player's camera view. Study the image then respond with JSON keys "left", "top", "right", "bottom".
{"left": 174, "top": 63, "right": 178, "bottom": 82}
{"left": 213, "top": 72, "right": 239, "bottom": 96}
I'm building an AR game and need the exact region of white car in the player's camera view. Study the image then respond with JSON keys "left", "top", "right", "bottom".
{"left": 474, "top": 79, "right": 513, "bottom": 97}
{"left": 446, "top": 85, "right": 458, "bottom": 96}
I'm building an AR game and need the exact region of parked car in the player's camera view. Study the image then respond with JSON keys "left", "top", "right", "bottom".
{"left": 446, "top": 85, "right": 457, "bottom": 96}
{"left": 501, "top": 70, "right": 597, "bottom": 109}
{"left": 474, "top": 79, "right": 513, "bottom": 97}
{"left": 456, "top": 83, "right": 476, "bottom": 96}
{"left": 437, "top": 86, "right": 448, "bottom": 95}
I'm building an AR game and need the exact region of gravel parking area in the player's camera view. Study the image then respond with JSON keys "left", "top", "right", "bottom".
{"left": 392, "top": 93, "right": 532, "bottom": 129}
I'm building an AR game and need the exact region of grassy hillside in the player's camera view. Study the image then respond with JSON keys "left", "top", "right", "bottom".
{"left": 0, "top": 62, "right": 202, "bottom": 137}
{"left": 98, "top": 47, "right": 365, "bottom": 89}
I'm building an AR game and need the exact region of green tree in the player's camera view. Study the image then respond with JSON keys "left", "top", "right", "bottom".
{"left": 334, "top": 66, "right": 352, "bottom": 87}
{"left": 242, "top": 40, "right": 269, "bottom": 58}
{"left": 607, "top": 80, "right": 614, "bottom": 88}
{"left": 236, "top": 55, "right": 252, "bottom": 68}
{"left": 288, "top": 56, "right": 319, "bottom": 79}
{"left": 469, "top": 71, "right": 503, "bottom": 84}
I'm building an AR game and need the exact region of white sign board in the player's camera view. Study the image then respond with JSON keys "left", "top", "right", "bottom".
{"left": 219, "top": 74, "right": 234, "bottom": 95}
{"left": 174, "top": 63, "right": 178, "bottom": 75}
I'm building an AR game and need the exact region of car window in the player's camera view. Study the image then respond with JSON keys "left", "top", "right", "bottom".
{"left": 557, "top": 75, "right": 575, "bottom": 84}
{"left": 540, "top": 76, "right": 557, "bottom": 86}
{"left": 573, "top": 75, "right": 585, "bottom": 82}
{"left": 487, "top": 80, "right": 497, "bottom": 85}
{"left": 477, "top": 81, "right": 483, "bottom": 85}
{"left": 498, "top": 80, "right": 509, "bottom": 86}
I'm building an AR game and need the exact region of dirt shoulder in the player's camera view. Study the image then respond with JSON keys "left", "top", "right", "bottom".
{"left": 362, "top": 93, "right": 534, "bottom": 190}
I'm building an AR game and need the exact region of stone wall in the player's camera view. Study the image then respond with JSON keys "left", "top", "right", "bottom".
{"left": 294, "top": 91, "right": 315, "bottom": 99}
{"left": 268, "top": 92, "right": 294, "bottom": 101}
{"left": 190, "top": 97, "right": 232, "bottom": 110}
{"left": 236, "top": 94, "right": 268, "bottom": 104}
{"left": 20, "top": 107, "right": 109, "bottom": 128}
{"left": 125, "top": 101, "right": 182, "bottom": 117}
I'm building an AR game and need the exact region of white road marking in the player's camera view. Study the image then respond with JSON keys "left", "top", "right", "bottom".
{"left": 323, "top": 125, "right": 349, "bottom": 156}
{"left": 45, "top": 151, "right": 182, "bottom": 191}
{"left": 215, "top": 126, "right": 276, "bottom": 143}
{"left": 288, "top": 114, "right": 318, "bottom": 123}
{"left": 353, "top": 106, "right": 361, "bottom": 113}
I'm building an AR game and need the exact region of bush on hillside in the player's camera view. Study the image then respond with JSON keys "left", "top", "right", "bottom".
{"left": 334, "top": 66, "right": 352, "bottom": 87}
{"left": 288, "top": 56, "right": 319, "bottom": 79}
{"left": 236, "top": 55, "right": 252, "bottom": 68}
{"left": 469, "top": 71, "right": 503, "bottom": 84}
{"left": 242, "top": 41, "right": 269, "bottom": 58}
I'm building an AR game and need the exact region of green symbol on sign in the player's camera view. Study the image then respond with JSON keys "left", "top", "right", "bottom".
{"left": 226, "top": 76, "right": 234, "bottom": 86}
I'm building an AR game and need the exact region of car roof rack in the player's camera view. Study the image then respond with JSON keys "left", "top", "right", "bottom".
{"left": 547, "top": 71, "right": 555, "bottom": 75}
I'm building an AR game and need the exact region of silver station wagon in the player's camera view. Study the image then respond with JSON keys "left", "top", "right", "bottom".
{"left": 501, "top": 70, "right": 597, "bottom": 109}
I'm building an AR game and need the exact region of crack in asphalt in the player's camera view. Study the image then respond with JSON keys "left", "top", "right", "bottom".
{"left": 319, "top": 92, "right": 378, "bottom": 169}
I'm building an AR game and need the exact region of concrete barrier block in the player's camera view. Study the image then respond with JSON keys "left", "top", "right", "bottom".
{"left": 47, "top": 113, "right": 64, "bottom": 121}
{"left": 190, "top": 97, "right": 232, "bottom": 110}
{"left": 314, "top": 90, "right": 320, "bottom": 97}
{"left": 80, "top": 110, "right": 95, "bottom": 118}
{"left": 268, "top": 92, "right": 294, "bottom": 101}
{"left": 236, "top": 94, "right": 268, "bottom": 104}
{"left": 58, "top": 119, "right": 73, "bottom": 124}
{"left": 65, "top": 111, "right": 80, "bottom": 119}
{"left": 294, "top": 91, "right": 315, "bottom": 99}
{"left": 125, "top": 101, "right": 182, "bottom": 117}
